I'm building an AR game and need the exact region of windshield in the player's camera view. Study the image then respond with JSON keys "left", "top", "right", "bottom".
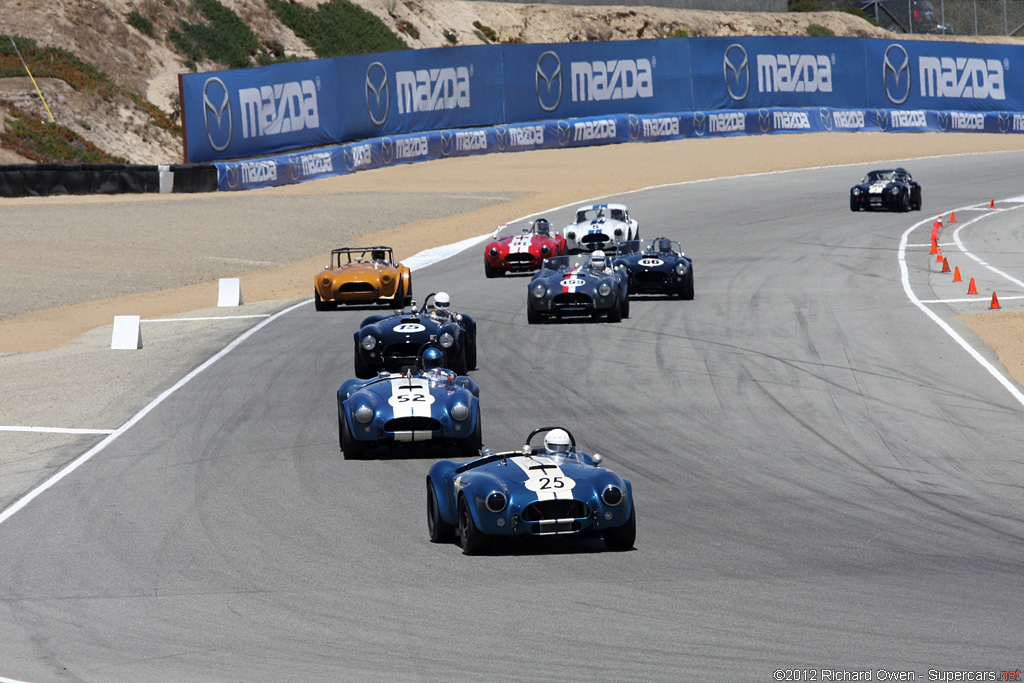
{"left": 863, "top": 170, "right": 895, "bottom": 183}
{"left": 643, "top": 238, "right": 680, "bottom": 254}
{"left": 542, "top": 253, "right": 594, "bottom": 271}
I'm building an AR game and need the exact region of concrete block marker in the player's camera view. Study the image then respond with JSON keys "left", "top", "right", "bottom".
{"left": 111, "top": 315, "right": 142, "bottom": 349}
{"left": 217, "top": 277, "right": 243, "bottom": 307}
{"left": 158, "top": 164, "right": 173, "bottom": 194}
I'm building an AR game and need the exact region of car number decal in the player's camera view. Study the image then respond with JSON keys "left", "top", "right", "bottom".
{"left": 394, "top": 323, "right": 425, "bottom": 333}
{"left": 561, "top": 278, "right": 585, "bottom": 288}
{"left": 513, "top": 456, "right": 576, "bottom": 500}
{"left": 509, "top": 234, "right": 532, "bottom": 254}
{"left": 388, "top": 378, "right": 434, "bottom": 441}
{"left": 638, "top": 258, "right": 663, "bottom": 267}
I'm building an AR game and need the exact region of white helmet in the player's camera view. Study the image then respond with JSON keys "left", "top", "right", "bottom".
{"left": 434, "top": 292, "right": 451, "bottom": 310}
{"left": 589, "top": 250, "right": 607, "bottom": 270}
{"left": 544, "top": 429, "right": 571, "bottom": 454}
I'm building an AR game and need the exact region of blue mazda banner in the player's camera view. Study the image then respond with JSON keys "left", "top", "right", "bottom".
{"left": 502, "top": 40, "right": 692, "bottom": 122}
{"left": 181, "top": 58, "right": 342, "bottom": 163}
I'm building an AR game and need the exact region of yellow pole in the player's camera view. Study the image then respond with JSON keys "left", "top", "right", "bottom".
{"left": 0, "top": 15, "right": 55, "bottom": 123}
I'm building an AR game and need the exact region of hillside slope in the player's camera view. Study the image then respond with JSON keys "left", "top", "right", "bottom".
{"left": 0, "top": 0, "right": 960, "bottom": 165}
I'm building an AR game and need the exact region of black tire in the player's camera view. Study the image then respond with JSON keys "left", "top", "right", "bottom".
{"left": 900, "top": 191, "right": 911, "bottom": 212}
{"left": 354, "top": 343, "right": 376, "bottom": 379}
{"left": 621, "top": 294, "right": 630, "bottom": 319}
{"left": 850, "top": 199, "right": 859, "bottom": 212}
{"left": 527, "top": 304, "right": 543, "bottom": 325}
{"left": 392, "top": 282, "right": 405, "bottom": 308}
{"left": 484, "top": 259, "right": 503, "bottom": 278}
{"left": 913, "top": 192, "right": 922, "bottom": 211}
{"left": 451, "top": 345, "right": 468, "bottom": 376}
{"left": 603, "top": 506, "right": 636, "bottom": 551}
{"left": 314, "top": 290, "right": 331, "bottom": 311}
{"left": 466, "top": 338, "right": 477, "bottom": 371}
{"left": 340, "top": 415, "right": 367, "bottom": 460}
{"left": 680, "top": 273, "right": 695, "bottom": 301}
{"left": 427, "top": 480, "right": 456, "bottom": 544}
{"left": 607, "top": 299, "right": 623, "bottom": 323}
{"left": 337, "top": 415, "right": 345, "bottom": 452}
{"left": 460, "top": 410, "right": 482, "bottom": 458}
{"left": 458, "top": 494, "right": 492, "bottom": 555}
{"left": 404, "top": 276, "right": 413, "bottom": 306}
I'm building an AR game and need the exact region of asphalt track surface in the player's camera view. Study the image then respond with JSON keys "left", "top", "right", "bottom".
{"left": 2, "top": 152, "right": 1024, "bottom": 681}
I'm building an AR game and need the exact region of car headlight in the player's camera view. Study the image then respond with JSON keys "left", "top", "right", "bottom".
{"left": 852, "top": 187, "right": 860, "bottom": 196}
{"left": 354, "top": 405, "right": 374, "bottom": 424}
{"left": 531, "top": 283, "right": 546, "bottom": 299}
{"left": 450, "top": 402, "right": 470, "bottom": 421}
{"left": 598, "top": 283, "right": 612, "bottom": 297}
{"left": 360, "top": 335, "right": 377, "bottom": 351}
{"left": 891, "top": 186, "right": 900, "bottom": 194}
{"left": 321, "top": 277, "right": 331, "bottom": 287}
{"left": 541, "top": 244, "right": 550, "bottom": 254}
{"left": 439, "top": 332, "right": 454, "bottom": 348}
{"left": 601, "top": 485, "right": 624, "bottom": 506}
{"left": 675, "top": 262, "right": 688, "bottom": 275}
{"left": 489, "top": 247, "right": 499, "bottom": 258}
{"left": 567, "top": 230, "right": 576, "bottom": 240}
{"left": 614, "top": 228, "right": 622, "bottom": 236}
{"left": 486, "top": 491, "right": 507, "bottom": 513}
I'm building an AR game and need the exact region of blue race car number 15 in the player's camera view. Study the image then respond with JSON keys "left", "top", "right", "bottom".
{"left": 394, "top": 323, "right": 426, "bottom": 333}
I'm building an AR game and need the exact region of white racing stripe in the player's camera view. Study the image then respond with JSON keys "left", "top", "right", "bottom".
{"left": 508, "top": 234, "right": 532, "bottom": 254}
{"left": 387, "top": 377, "right": 434, "bottom": 442}
{"left": 512, "top": 455, "right": 576, "bottom": 500}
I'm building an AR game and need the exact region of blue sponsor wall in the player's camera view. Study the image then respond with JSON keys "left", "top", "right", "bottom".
{"left": 178, "top": 36, "right": 1024, "bottom": 189}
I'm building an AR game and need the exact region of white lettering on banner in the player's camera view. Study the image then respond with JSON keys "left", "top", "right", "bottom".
{"left": 300, "top": 152, "right": 333, "bottom": 176}
{"left": 351, "top": 143, "right": 372, "bottom": 169}
{"left": 642, "top": 117, "right": 680, "bottom": 138}
{"left": 756, "top": 54, "right": 832, "bottom": 93}
{"left": 709, "top": 112, "right": 745, "bottom": 133}
{"left": 571, "top": 59, "right": 654, "bottom": 102}
{"left": 1015, "top": 115, "right": 1024, "bottom": 131}
{"left": 396, "top": 67, "right": 471, "bottom": 114}
{"left": 573, "top": 119, "right": 618, "bottom": 141}
{"left": 239, "top": 80, "right": 319, "bottom": 140}
{"left": 832, "top": 110, "right": 865, "bottom": 129}
{"left": 891, "top": 110, "right": 928, "bottom": 128}
{"left": 455, "top": 130, "right": 487, "bottom": 151}
{"left": 508, "top": 126, "right": 544, "bottom": 147}
{"left": 240, "top": 160, "right": 277, "bottom": 184}
{"left": 772, "top": 111, "right": 811, "bottom": 129}
{"left": 951, "top": 112, "right": 985, "bottom": 130}
{"left": 919, "top": 56, "right": 1005, "bottom": 100}
{"left": 397, "top": 136, "right": 429, "bottom": 159}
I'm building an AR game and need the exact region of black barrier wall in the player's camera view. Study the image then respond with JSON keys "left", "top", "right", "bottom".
{"left": 0, "top": 163, "right": 218, "bottom": 198}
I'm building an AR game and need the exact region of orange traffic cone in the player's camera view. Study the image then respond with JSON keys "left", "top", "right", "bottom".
{"left": 949, "top": 210, "right": 956, "bottom": 223}
{"left": 936, "top": 250, "right": 944, "bottom": 263}
{"left": 930, "top": 239, "right": 939, "bottom": 255}
{"left": 933, "top": 218, "right": 943, "bottom": 230}
{"left": 990, "top": 199, "right": 996, "bottom": 209}
{"left": 990, "top": 292, "right": 1001, "bottom": 309}
{"left": 941, "top": 257, "right": 950, "bottom": 273}
{"left": 953, "top": 266, "right": 962, "bottom": 282}
{"left": 967, "top": 277, "right": 978, "bottom": 295}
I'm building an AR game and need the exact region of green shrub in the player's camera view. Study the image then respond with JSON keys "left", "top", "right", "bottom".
{"left": 267, "top": 0, "right": 407, "bottom": 58}
{"left": 806, "top": 23, "right": 835, "bottom": 36}
{"left": 165, "top": 0, "right": 262, "bottom": 69}
{"left": 127, "top": 10, "right": 155, "bottom": 36}
{"left": 473, "top": 21, "right": 497, "bottom": 42}
{"left": 789, "top": 0, "right": 827, "bottom": 11}
{"left": 0, "top": 105, "right": 128, "bottom": 163}
{"left": 668, "top": 27, "right": 691, "bottom": 38}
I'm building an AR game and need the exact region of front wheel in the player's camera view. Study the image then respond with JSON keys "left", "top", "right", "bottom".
{"left": 484, "top": 259, "right": 503, "bottom": 278}
{"left": 606, "top": 299, "right": 623, "bottom": 323}
{"left": 680, "top": 273, "right": 695, "bottom": 301}
{"left": 603, "top": 506, "right": 636, "bottom": 551}
{"left": 314, "top": 290, "right": 332, "bottom": 311}
{"left": 458, "top": 494, "right": 492, "bottom": 555}
{"left": 527, "top": 304, "right": 543, "bottom": 325}
{"left": 340, "top": 415, "right": 367, "bottom": 460}
{"left": 621, "top": 295, "right": 630, "bottom": 319}
{"left": 460, "top": 410, "right": 482, "bottom": 458}
{"left": 427, "top": 481, "right": 456, "bottom": 543}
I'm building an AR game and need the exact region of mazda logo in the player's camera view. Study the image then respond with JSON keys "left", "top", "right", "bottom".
{"left": 202, "top": 77, "right": 232, "bottom": 153}
{"left": 366, "top": 62, "right": 390, "bottom": 127}
{"left": 224, "top": 163, "right": 240, "bottom": 190}
{"left": 883, "top": 44, "right": 911, "bottom": 106}
{"left": 556, "top": 120, "right": 572, "bottom": 146}
{"left": 628, "top": 114, "right": 642, "bottom": 141}
{"left": 288, "top": 154, "right": 301, "bottom": 182}
{"left": 875, "top": 109, "right": 890, "bottom": 132}
{"left": 723, "top": 44, "right": 750, "bottom": 102}
{"left": 819, "top": 108, "right": 833, "bottom": 131}
{"left": 758, "top": 108, "right": 771, "bottom": 133}
{"left": 343, "top": 145, "right": 355, "bottom": 171}
{"left": 936, "top": 111, "right": 950, "bottom": 132}
{"left": 440, "top": 130, "right": 455, "bottom": 156}
{"left": 536, "top": 51, "right": 563, "bottom": 113}
{"left": 692, "top": 111, "right": 706, "bottom": 137}
{"left": 998, "top": 112, "right": 1012, "bottom": 133}
{"left": 380, "top": 136, "right": 394, "bottom": 165}
{"left": 494, "top": 125, "right": 508, "bottom": 151}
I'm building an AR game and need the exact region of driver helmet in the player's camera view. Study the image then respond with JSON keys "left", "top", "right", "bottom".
{"left": 420, "top": 346, "right": 444, "bottom": 369}
{"left": 544, "top": 429, "right": 572, "bottom": 455}
{"left": 534, "top": 218, "right": 551, "bottom": 236}
{"left": 372, "top": 249, "right": 386, "bottom": 261}
{"left": 589, "top": 250, "right": 607, "bottom": 270}
{"left": 657, "top": 238, "right": 673, "bottom": 253}
{"left": 434, "top": 291, "right": 451, "bottom": 311}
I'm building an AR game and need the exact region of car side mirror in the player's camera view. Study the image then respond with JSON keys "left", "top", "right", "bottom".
{"left": 592, "top": 453, "right": 603, "bottom": 465}
{"left": 522, "top": 445, "right": 532, "bottom": 455}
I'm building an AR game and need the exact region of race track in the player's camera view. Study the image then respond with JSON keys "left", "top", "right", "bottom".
{"left": 2, "top": 151, "right": 1024, "bottom": 681}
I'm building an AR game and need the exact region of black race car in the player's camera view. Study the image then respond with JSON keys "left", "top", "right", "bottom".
{"left": 613, "top": 238, "right": 694, "bottom": 300}
{"left": 850, "top": 168, "right": 922, "bottom": 212}
{"left": 352, "top": 293, "right": 477, "bottom": 378}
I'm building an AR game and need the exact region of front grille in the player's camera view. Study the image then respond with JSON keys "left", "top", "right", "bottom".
{"left": 635, "top": 271, "right": 669, "bottom": 285}
{"left": 338, "top": 282, "right": 376, "bottom": 294}
{"left": 506, "top": 253, "right": 535, "bottom": 264}
{"left": 384, "top": 342, "right": 421, "bottom": 366}
{"left": 553, "top": 292, "right": 592, "bottom": 307}
{"left": 522, "top": 499, "right": 590, "bottom": 521}
{"left": 385, "top": 416, "right": 441, "bottom": 432}
{"left": 581, "top": 233, "right": 610, "bottom": 245}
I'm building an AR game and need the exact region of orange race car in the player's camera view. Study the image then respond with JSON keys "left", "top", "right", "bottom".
{"left": 314, "top": 246, "right": 413, "bottom": 311}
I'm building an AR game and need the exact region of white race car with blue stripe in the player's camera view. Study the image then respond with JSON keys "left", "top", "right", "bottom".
{"left": 562, "top": 203, "right": 639, "bottom": 253}
{"left": 426, "top": 427, "right": 636, "bottom": 555}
